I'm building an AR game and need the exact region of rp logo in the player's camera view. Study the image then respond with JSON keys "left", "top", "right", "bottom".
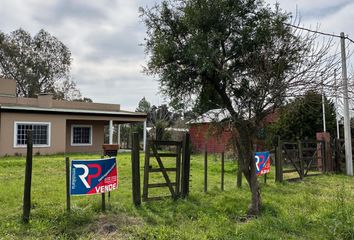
{"left": 255, "top": 155, "right": 265, "bottom": 172}
{"left": 73, "top": 164, "right": 102, "bottom": 188}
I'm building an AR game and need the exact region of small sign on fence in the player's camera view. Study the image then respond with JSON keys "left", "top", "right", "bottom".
{"left": 70, "top": 157, "right": 118, "bottom": 195}
{"left": 255, "top": 151, "right": 270, "bottom": 176}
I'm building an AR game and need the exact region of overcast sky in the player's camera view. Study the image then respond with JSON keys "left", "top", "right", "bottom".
{"left": 0, "top": 0, "right": 353, "bottom": 111}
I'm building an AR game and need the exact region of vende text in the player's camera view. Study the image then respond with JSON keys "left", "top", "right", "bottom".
{"left": 95, "top": 183, "right": 117, "bottom": 193}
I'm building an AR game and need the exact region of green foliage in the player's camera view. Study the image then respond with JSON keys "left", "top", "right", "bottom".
{"left": 136, "top": 97, "right": 181, "bottom": 141}
{"left": 136, "top": 97, "right": 151, "bottom": 113}
{"left": 0, "top": 153, "right": 353, "bottom": 239}
{"left": 0, "top": 28, "right": 82, "bottom": 100}
{"left": 141, "top": 0, "right": 309, "bottom": 121}
{"left": 269, "top": 91, "right": 336, "bottom": 140}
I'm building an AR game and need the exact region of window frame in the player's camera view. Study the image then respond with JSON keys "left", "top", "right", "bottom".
{"left": 13, "top": 121, "right": 51, "bottom": 148}
{"left": 70, "top": 124, "right": 93, "bottom": 146}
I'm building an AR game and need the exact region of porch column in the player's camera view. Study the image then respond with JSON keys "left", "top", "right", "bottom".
{"left": 143, "top": 119, "right": 147, "bottom": 151}
{"left": 109, "top": 120, "right": 113, "bottom": 144}
{"left": 117, "top": 124, "right": 121, "bottom": 146}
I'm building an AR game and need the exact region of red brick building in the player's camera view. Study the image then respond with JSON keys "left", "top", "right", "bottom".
{"left": 188, "top": 109, "right": 232, "bottom": 153}
{"left": 188, "top": 109, "right": 279, "bottom": 153}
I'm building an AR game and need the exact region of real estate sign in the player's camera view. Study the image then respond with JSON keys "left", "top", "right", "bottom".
{"left": 255, "top": 151, "right": 270, "bottom": 176}
{"left": 70, "top": 157, "right": 118, "bottom": 195}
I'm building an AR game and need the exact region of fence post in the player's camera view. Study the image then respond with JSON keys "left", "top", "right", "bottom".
{"left": 298, "top": 140, "right": 304, "bottom": 180}
{"left": 221, "top": 152, "right": 225, "bottom": 191}
{"left": 131, "top": 132, "right": 141, "bottom": 206}
{"left": 181, "top": 133, "right": 191, "bottom": 198}
{"left": 275, "top": 138, "right": 279, "bottom": 182}
{"left": 275, "top": 136, "right": 283, "bottom": 182}
{"left": 204, "top": 147, "right": 208, "bottom": 193}
{"left": 236, "top": 161, "right": 242, "bottom": 188}
{"left": 22, "top": 130, "right": 33, "bottom": 223}
{"left": 142, "top": 140, "right": 150, "bottom": 201}
{"left": 65, "top": 157, "right": 71, "bottom": 212}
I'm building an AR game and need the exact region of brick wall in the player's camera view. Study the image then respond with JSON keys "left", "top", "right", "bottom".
{"left": 189, "top": 123, "right": 232, "bottom": 153}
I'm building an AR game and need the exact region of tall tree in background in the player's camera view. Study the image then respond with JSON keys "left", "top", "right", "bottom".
{"left": 269, "top": 91, "right": 336, "bottom": 140}
{"left": 141, "top": 0, "right": 336, "bottom": 215}
{"left": 136, "top": 97, "right": 178, "bottom": 140}
{"left": 0, "top": 28, "right": 81, "bottom": 100}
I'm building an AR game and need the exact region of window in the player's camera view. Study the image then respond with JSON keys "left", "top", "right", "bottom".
{"left": 14, "top": 122, "right": 51, "bottom": 147}
{"left": 71, "top": 125, "right": 92, "bottom": 146}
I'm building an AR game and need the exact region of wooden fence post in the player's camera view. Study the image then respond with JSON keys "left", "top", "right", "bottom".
{"left": 142, "top": 140, "right": 150, "bottom": 201}
{"left": 181, "top": 133, "right": 191, "bottom": 198}
{"left": 22, "top": 130, "right": 33, "bottom": 223}
{"left": 66, "top": 157, "right": 71, "bottom": 212}
{"left": 322, "top": 141, "right": 327, "bottom": 172}
{"left": 131, "top": 132, "right": 141, "bottom": 206}
{"left": 221, "top": 152, "right": 225, "bottom": 191}
{"left": 275, "top": 136, "right": 283, "bottom": 182}
{"left": 204, "top": 147, "right": 208, "bottom": 193}
{"left": 298, "top": 140, "right": 304, "bottom": 180}
{"left": 236, "top": 162, "right": 242, "bottom": 188}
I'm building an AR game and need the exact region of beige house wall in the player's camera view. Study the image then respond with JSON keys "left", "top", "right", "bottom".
{"left": 0, "top": 78, "right": 16, "bottom": 96}
{"left": 0, "top": 112, "right": 66, "bottom": 156}
{"left": 65, "top": 120, "right": 105, "bottom": 154}
{"left": 0, "top": 112, "right": 145, "bottom": 156}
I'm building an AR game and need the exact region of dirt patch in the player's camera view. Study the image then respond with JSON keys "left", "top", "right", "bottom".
{"left": 89, "top": 212, "right": 143, "bottom": 239}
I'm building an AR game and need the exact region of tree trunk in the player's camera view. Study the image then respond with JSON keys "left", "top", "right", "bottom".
{"left": 235, "top": 124, "right": 262, "bottom": 216}
{"left": 246, "top": 160, "right": 261, "bottom": 216}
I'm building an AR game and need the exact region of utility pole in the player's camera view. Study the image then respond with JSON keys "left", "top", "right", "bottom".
{"left": 321, "top": 74, "right": 326, "bottom": 132}
{"left": 334, "top": 70, "right": 340, "bottom": 139}
{"left": 340, "top": 32, "right": 353, "bottom": 176}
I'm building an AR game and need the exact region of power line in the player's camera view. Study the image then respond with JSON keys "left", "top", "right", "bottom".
{"left": 284, "top": 22, "right": 354, "bottom": 44}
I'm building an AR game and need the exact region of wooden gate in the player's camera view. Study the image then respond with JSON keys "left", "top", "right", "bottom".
{"left": 142, "top": 140, "right": 182, "bottom": 201}
{"left": 275, "top": 139, "right": 325, "bottom": 182}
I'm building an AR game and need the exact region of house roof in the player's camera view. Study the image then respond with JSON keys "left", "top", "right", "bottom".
{"left": 0, "top": 105, "right": 146, "bottom": 118}
{"left": 0, "top": 78, "right": 146, "bottom": 120}
{"left": 186, "top": 109, "right": 230, "bottom": 124}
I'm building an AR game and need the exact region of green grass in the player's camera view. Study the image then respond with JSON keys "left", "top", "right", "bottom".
{"left": 0, "top": 153, "right": 353, "bottom": 239}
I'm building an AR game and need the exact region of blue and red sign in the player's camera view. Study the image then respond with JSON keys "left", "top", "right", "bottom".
{"left": 255, "top": 151, "right": 270, "bottom": 176}
{"left": 70, "top": 157, "right": 118, "bottom": 196}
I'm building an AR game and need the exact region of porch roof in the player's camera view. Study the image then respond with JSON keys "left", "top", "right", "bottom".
{"left": 0, "top": 105, "right": 146, "bottom": 120}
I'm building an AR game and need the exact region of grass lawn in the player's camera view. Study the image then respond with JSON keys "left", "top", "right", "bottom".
{"left": 0, "top": 152, "right": 353, "bottom": 240}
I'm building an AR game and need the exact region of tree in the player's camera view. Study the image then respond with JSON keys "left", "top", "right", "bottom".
{"left": 269, "top": 91, "right": 336, "bottom": 140}
{"left": 149, "top": 104, "right": 177, "bottom": 140}
{"left": 136, "top": 97, "right": 152, "bottom": 113}
{"left": 0, "top": 28, "right": 80, "bottom": 99}
{"left": 141, "top": 0, "right": 336, "bottom": 215}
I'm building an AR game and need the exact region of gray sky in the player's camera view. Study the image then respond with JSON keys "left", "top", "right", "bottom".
{"left": 0, "top": 0, "right": 353, "bottom": 110}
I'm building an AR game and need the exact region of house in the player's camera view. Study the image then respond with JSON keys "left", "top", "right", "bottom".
{"left": 0, "top": 78, "right": 147, "bottom": 156}
{"left": 187, "top": 108, "right": 279, "bottom": 153}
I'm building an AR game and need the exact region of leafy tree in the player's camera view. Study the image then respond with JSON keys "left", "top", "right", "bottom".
{"left": 0, "top": 28, "right": 80, "bottom": 99}
{"left": 269, "top": 91, "right": 336, "bottom": 140}
{"left": 149, "top": 104, "right": 177, "bottom": 140}
{"left": 136, "top": 97, "right": 152, "bottom": 113}
{"left": 141, "top": 0, "right": 335, "bottom": 215}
